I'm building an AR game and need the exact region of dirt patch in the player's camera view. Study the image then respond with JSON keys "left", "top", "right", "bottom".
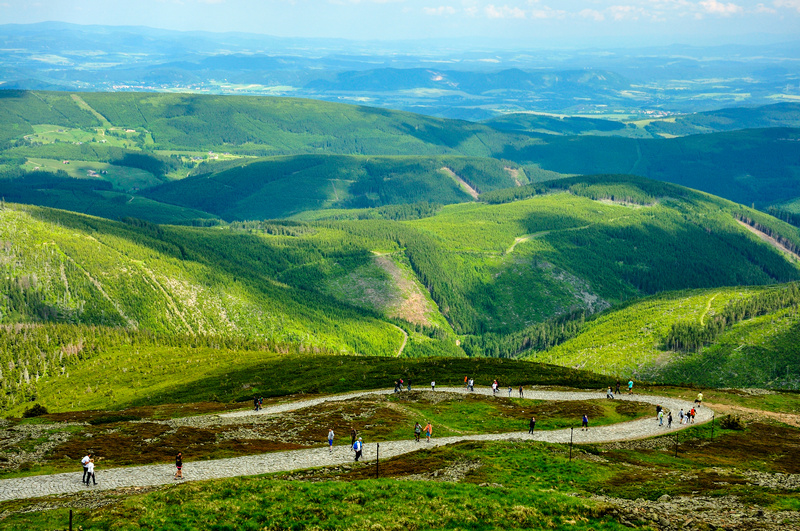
{"left": 373, "top": 254, "right": 437, "bottom": 327}
{"left": 504, "top": 166, "right": 522, "bottom": 187}
{"left": 42, "top": 401, "right": 247, "bottom": 423}
{"left": 440, "top": 167, "right": 479, "bottom": 199}
{"left": 737, "top": 220, "right": 800, "bottom": 261}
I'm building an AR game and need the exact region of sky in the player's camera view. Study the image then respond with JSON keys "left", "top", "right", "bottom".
{"left": 1, "top": 0, "right": 799, "bottom": 47}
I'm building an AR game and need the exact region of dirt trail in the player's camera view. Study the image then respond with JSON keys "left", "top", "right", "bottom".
{"left": 705, "top": 401, "right": 800, "bottom": 428}
{"left": 699, "top": 293, "right": 718, "bottom": 326}
{"left": 440, "top": 167, "right": 479, "bottom": 200}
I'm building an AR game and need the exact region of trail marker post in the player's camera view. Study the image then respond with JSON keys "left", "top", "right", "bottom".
{"left": 711, "top": 414, "right": 715, "bottom": 439}
{"left": 69, "top": 509, "right": 73, "bottom": 531}
{"left": 674, "top": 431, "right": 679, "bottom": 458}
{"left": 569, "top": 428, "right": 573, "bottom": 461}
{"left": 376, "top": 443, "right": 380, "bottom": 479}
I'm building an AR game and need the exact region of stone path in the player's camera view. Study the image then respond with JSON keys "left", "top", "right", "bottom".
{"left": 0, "top": 388, "right": 712, "bottom": 502}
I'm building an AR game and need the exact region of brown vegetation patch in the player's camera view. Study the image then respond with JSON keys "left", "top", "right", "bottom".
{"left": 43, "top": 401, "right": 247, "bottom": 423}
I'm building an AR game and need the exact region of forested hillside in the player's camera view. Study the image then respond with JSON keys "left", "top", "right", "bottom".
{"left": 4, "top": 174, "right": 800, "bottom": 403}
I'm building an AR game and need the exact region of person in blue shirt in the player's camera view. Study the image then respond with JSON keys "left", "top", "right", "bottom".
{"left": 353, "top": 437, "right": 363, "bottom": 461}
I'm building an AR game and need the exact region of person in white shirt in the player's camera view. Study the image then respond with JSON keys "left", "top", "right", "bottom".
{"left": 85, "top": 459, "right": 96, "bottom": 485}
{"left": 327, "top": 429, "right": 334, "bottom": 452}
{"left": 81, "top": 453, "right": 91, "bottom": 484}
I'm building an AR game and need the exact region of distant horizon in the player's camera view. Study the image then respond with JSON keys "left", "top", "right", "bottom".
{"left": 2, "top": 0, "right": 799, "bottom": 49}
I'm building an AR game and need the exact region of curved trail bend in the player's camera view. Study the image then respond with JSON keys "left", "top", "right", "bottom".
{"left": 0, "top": 388, "right": 712, "bottom": 502}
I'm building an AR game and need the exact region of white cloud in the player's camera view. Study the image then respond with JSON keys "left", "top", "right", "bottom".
{"left": 699, "top": 0, "right": 743, "bottom": 15}
{"left": 423, "top": 5, "right": 456, "bottom": 14}
{"left": 753, "top": 2, "right": 777, "bottom": 13}
{"left": 529, "top": 5, "right": 566, "bottom": 18}
{"left": 607, "top": 5, "right": 646, "bottom": 20}
{"left": 485, "top": 4, "right": 526, "bottom": 18}
{"left": 774, "top": 0, "right": 800, "bottom": 12}
{"left": 578, "top": 8, "right": 605, "bottom": 20}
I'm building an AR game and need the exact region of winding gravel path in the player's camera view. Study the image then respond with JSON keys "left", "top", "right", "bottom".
{"left": 0, "top": 388, "right": 712, "bottom": 502}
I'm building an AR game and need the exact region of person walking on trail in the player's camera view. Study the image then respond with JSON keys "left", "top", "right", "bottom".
{"left": 607, "top": 387, "right": 614, "bottom": 399}
{"left": 658, "top": 409, "right": 664, "bottom": 426}
{"left": 695, "top": 392, "right": 703, "bottom": 408}
{"left": 528, "top": 416, "right": 536, "bottom": 434}
{"left": 667, "top": 412, "right": 673, "bottom": 429}
{"left": 253, "top": 396, "right": 259, "bottom": 411}
{"left": 492, "top": 380, "right": 498, "bottom": 395}
{"left": 353, "top": 437, "right": 363, "bottom": 462}
{"left": 407, "top": 380, "right": 411, "bottom": 392}
{"left": 468, "top": 378, "right": 474, "bottom": 392}
{"left": 519, "top": 386, "right": 524, "bottom": 398}
{"left": 655, "top": 404, "right": 662, "bottom": 420}
{"left": 431, "top": 380, "right": 436, "bottom": 391}
{"left": 690, "top": 408, "right": 696, "bottom": 424}
{"left": 84, "top": 458, "right": 96, "bottom": 486}
{"left": 581, "top": 414, "right": 589, "bottom": 431}
{"left": 425, "top": 422, "right": 433, "bottom": 442}
{"left": 615, "top": 380, "right": 620, "bottom": 395}
{"left": 414, "top": 422, "right": 422, "bottom": 442}
{"left": 508, "top": 386, "right": 512, "bottom": 397}
{"left": 628, "top": 380, "right": 634, "bottom": 395}
{"left": 327, "top": 429, "right": 335, "bottom": 452}
{"left": 679, "top": 409, "right": 685, "bottom": 425}
{"left": 394, "top": 380, "right": 399, "bottom": 393}
{"left": 81, "top": 453, "right": 91, "bottom": 484}
{"left": 464, "top": 375, "right": 468, "bottom": 390}
{"left": 174, "top": 452, "right": 183, "bottom": 480}
{"left": 350, "top": 427, "right": 358, "bottom": 446}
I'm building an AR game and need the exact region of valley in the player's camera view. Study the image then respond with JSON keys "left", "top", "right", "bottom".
{"left": 2, "top": 84, "right": 800, "bottom": 530}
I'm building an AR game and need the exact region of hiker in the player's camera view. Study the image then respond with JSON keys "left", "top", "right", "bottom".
{"left": 695, "top": 392, "right": 703, "bottom": 408}
{"left": 431, "top": 380, "right": 436, "bottom": 391}
{"left": 464, "top": 375, "right": 468, "bottom": 389}
{"left": 690, "top": 408, "right": 696, "bottom": 424}
{"left": 399, "top": 378, "right": 404, "bottom": 391}
{"left": 258, "top": 397, "right": 263, "bottom": 410}
{"left": 353, "top": 437, "right": 363, "bottom": 462}
{"left": 414, "top": 422, "right": 422, "bottom": 442}
{"left": 492, "top": 380, "right": 498, "bottom": 395}
{"left": 174, "top": 452, "right": 183, "bottom": 480}
{"left": 394, "top": 380, "right": 400, "bottom": 393}
{"left": 81, "top": 453, "right": 92, "bottom": 484}
{"left": 508, "top": 386, "right": 512, "bottom": 397}
{"left": 84, "top": 458, "right": 96, "bottom": 486}
{"left": 519, "top": 385, "right": 524, "bottom": 398}
{"left": 679, "top": 409, "right": 685, "bottom": 425}
{"left": 328, "top": 429, "right": 335, "bottom": 452}
{"left": 407, "top": 380, "right": 411, "bottom": 392}
{"left": 606, "top": 387, "right": 614, "bottom": 399}
{"left": 582, "top": 414, "right": 589, "bottom": 431}
{"left": 425, "top": 422, "right": 433, "bottom": 442}
{"left": 468, "top": 378, "right": 474, "bottom": 392}
{"left": 667, "top": 412, "right": 673, "bottom": 428}
{"left": 615, "top": 380, "right": 620, "bottom": 395}
{"left": 655, "top": 404, "right": 662, "bottom": 419}
{"left": 253, "top": 396, "right": 259, "bottom": 411}
{"left": 658, "top": 409, "right": 664, "bottom": 426}
{"left": 628, "top": 380, "right": 634, "bottom": 395}
{"left": 350, "top": 427, "right": 358, "bottom": 446}
{"left": 528, "top": 416, "right": 536, "bottom": 434}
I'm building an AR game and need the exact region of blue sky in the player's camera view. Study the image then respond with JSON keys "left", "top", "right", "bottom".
{"left": 2, "top": 0, "right": 799, "bottom": 46}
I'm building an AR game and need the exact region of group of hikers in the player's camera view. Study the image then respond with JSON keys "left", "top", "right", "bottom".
{"left": 605, "top": 379, "right": 636, "bottom": 399}
{"left": 79, "top": 382, "right": 707, "bottom": 482}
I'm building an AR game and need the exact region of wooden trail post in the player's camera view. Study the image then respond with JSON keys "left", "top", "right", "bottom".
{"left": 711, "top": 414, "right": 715, "bottom": 439}
{"left": 569, "top": 428, "right": 573, "bottom": 461}
{"left": 376, "top": 443, "right": 380, "bottom": 479}
{"left": 69, "top": 509, "right": 73, "bottom": 531}
{"left": 674, "top": 431, "right": 679, "bottom": 458}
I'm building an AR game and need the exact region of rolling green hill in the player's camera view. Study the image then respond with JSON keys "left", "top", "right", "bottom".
{"left": 501, "top": 127, "right": 800, "bottom": 208}
{"left": 142, "top": 155, "right": 525, "bottom": 220}
{"left": 4, "top": 174, "right": 800, "bottom": 396}
{"left": 532, "top": 283, "right": 800, "bottom": 390}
